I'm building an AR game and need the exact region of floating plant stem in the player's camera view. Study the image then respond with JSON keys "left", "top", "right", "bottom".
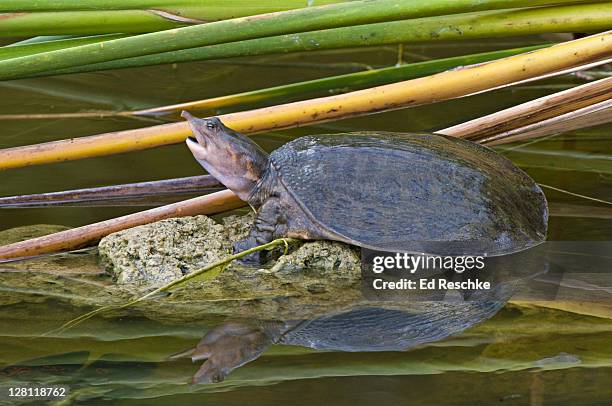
{"left": 0, "top": 32, "right": 609, "bottom": 171}
{"left": 0, "top": 45, "right": 547, "bottom": 120}
{"left": 0, "top": 190, "right": 245, "bottom": 262}
{"left": 485, "top": 100, "right": 612, "bottom": 146}
{"left": 0, "top": 0, "right": 345, "bottom": 12}
{"left": 43, "top": 3, "right": 612, "bottom": 78}
{"left": 131, "top": 45, "right": 548, "bottom": 118}
{"left": 439, "top": 77, "right": 612, "bottom": 142}
{"left": 0, "top": 1, "right": 349, "bottom": 36}
{"left": 0, "top": 175, "right": 223, "bottom": 208}
{"left": 0, "top": 1, "right": 609, "bottom": 79}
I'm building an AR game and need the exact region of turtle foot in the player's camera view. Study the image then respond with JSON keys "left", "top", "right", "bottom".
{"left": 190, "top": 322, "right": 273, "bottom": 384}
{"left": 192, "top": 361, "right": 228, "bottom": 384}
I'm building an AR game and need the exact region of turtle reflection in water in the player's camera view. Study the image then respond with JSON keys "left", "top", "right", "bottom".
{"left": 183, "top": 112, "right": 548, "bottom": 263}
{"left": 175, "top": 280, "right": 516, "bottom": 384}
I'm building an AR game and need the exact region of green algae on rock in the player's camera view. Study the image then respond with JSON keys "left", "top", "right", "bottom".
{"left": 98, "top": 213, "right": 361, "bottom": 286}
{"left": 98, "top": 215, "right": 251, "bottom": 285}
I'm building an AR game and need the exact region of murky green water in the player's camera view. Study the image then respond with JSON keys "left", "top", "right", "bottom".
{"left": 0, "top": 36, "right": 611, "bottom": 404}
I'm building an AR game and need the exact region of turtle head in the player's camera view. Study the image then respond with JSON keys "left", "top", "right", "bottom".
{"left": 183, "top": 112, "right": 268, "bottom": 201}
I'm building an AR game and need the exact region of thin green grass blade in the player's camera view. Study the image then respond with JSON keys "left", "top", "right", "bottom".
{"left": 7, "top": 35, "right": 78, "bottom": 45}
{"left": 539, "top": 183, "right": 612, "bottom": 205}
{"left": 0, "top": 0, "right": 606, "bottom": 79}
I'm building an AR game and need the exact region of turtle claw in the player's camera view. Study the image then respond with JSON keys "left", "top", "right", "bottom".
{"left": 192, "top": 361, "right": 228, "bottom": 384}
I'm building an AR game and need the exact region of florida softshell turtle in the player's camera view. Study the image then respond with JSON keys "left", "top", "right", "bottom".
{"left": 183, "top": 112, "right": 548, "bottom": 261}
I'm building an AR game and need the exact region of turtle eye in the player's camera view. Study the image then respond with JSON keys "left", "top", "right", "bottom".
{"left": 206, "top": 121, "right": 216, "bottom": 130}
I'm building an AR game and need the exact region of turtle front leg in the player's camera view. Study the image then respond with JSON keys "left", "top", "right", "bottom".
{"left": 233, "top": 197, "right": 286, "bottom": 265}
{"left": 190, "top": 322, "right": 276, "bottom": 384}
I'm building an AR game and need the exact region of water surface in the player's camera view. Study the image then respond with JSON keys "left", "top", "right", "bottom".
{"left": 0, "top": 36, "right": 611, "bottom": 404}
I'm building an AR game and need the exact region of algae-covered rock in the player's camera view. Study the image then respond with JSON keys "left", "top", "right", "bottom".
{"left": 98, "top": 214, "right": 361, "bottom": 288}
{"left": 271, "top": 241, "right": 360, "bottom": 275}
{"left": 98, "top": 214, "right": 253, "bottom": 285}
